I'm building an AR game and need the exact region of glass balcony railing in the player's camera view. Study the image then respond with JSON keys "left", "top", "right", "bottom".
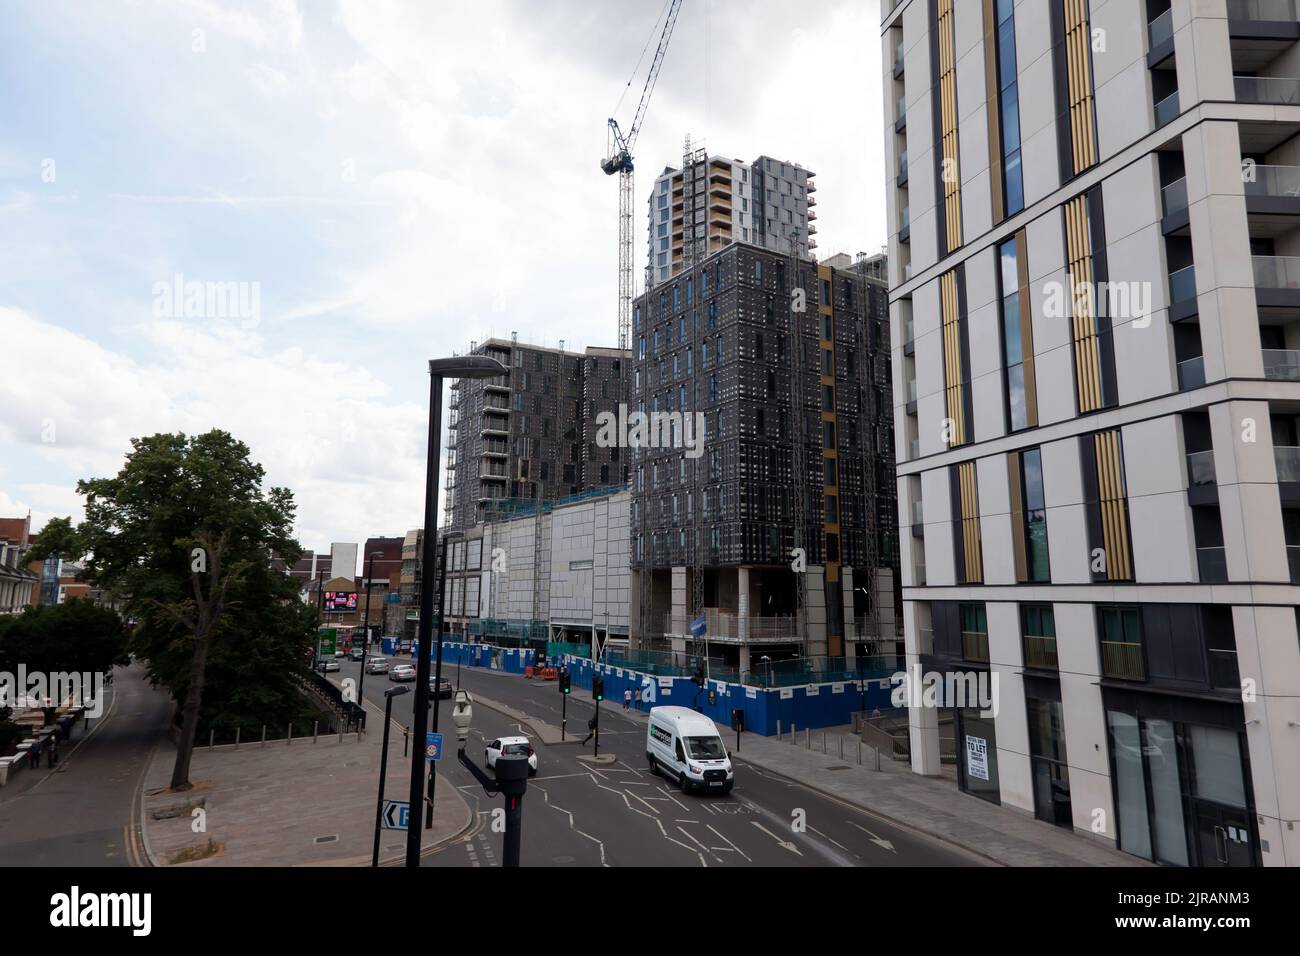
{"left": 1154, "top": 90, "right": 1180, "bottom": 127}
{"left": 1169, "top": 263, "right": 1196, "bottom": 303}
{"left": 1252, "top": 255, "right": 1300, "bottom": 289}
{"left": 1207, "top": 647, "right": 1241, "bottom": 691}
{"left": 897, "top": 95, "right": 907, "bottom": 122}
{"left": 1187, "top": 449, "right": 1217, "bottom": 486}
{"left": 1263, "top": 348, "right": 1300, "bottom": 380}
{"left": 1227, "top": 0, "right": 1299, "bottom": 21}
{"left": 962, "top": 630, "right": 990, "bottom": 663}
{"left": 907, "top": 379, "right": 918, "bottom": 403}
{"left": 1235, "top": 75, "right": 1300, "bottom": 104}
{"left": 911, "top": 501, "right": 924, "bottom": 526}
{"left": 900, "top": 206, "right": 911, "bottom": 231}
{"left": 903, "top": 316, "right": 915, "bottom": 344}
{"left": 1275, "top": 445, "right": 1300, "bottom": 482}
{"left": 1101, "top": 640, "right": 1146, "bottom": 681}
{"left": 909, "top": 437, "right": 920, "bottom": 459}
{"left": 1177, "top": 355, "right": 1206, "bottom": 390}
{"left": 1243, "top": 164, "right": 1300, "bottom": 199}
{"left": 1162, "top": 177, "right": 1188, "bottom": 216}
{"left": 1197, "top": 546, "right": 1228, "bottom": 582}
{"left": 1148, "top": 9, "right": 1173, "bottom": 48}
{"left": 1023, "top": 634, "right": 1059, "bottom": 670}
{"left": 898, "top": 150, "right": 909, "bottom": 180}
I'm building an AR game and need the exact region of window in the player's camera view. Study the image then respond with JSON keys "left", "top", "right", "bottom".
{"left": 1082, "top": 429, "right": 1132, "bottom": 581}
{"left": 1098, "top": 606, "right": 1144, "bottom": 680}
{"left": 960, "top": 603, "right": 989, "bottom": 662}
{"left": 825, "top": 495, "right": 838, "bottom": 524}
{"left": 1009, "top": 447, "right": 1050, "bottom": 582}
{"left": 951, "top": 461, "right": 983, "bottom": 584}
{"left": 824, "top": 457, "right": 837, "bottom": 487}
{"left": 823, "top": 420, "right": 836, "bottom": 449}
{"left": 998, "top": 234, "right": 1036, "bottom": 430}
{"left": 822, "top": 384, "right": 834, "bottom": 411}
{"left": 1063, "top": 187, "right": 1116, "bottom": 413}
{"left": 988, "top": 0, "right": 1024, "bottom": 218}
{"left": 1021, "top": 604, "right": 1057, "bottom": 669}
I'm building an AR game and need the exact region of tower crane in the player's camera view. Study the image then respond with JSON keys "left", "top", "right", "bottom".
{"left": 601, "top": 0, "right": 684, "bottom": 352}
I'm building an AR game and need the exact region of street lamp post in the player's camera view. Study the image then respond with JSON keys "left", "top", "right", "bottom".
{"left": 405, "top": 354, "right": 508, "bottom": 868}
{"left": 357, "top": 550, "right": 383, "bottom": 711}
{"left": 424, "top": 530, "right": 459, "bottom": 828}
{"left": 314, "top": 569, "right": 326, "bottom": 669}
{"left": 372, "top": 684, "right": 409, "bottom": 867}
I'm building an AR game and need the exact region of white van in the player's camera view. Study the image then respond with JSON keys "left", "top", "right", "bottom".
{"left": 646, "top": 706, "right": 734, "bottom": 794}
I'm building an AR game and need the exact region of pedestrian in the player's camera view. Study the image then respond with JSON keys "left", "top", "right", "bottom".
{"left": 633, "top": 686, "right": 640, "bottom": 710}
{"left": 623, "top": 688, "right": 631, "bottom": 711}
{"left": 581, "top": 715, "right": 597, "bottom": 747}
{"left": 46, "top": 740, "right": 58, "bottom": 768}
{"left": 29, "top": 743, "right": 41, "bottom": 770}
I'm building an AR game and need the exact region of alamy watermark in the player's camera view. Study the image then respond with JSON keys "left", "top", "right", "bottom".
{"left": 890, "top": 664, "right": 999, "bottom": 718}
{"left": 151, "top": 273, "right": 261, "bottom": 328}
{"left": 0, "top": 666, "right": 107, "bottom": 718}
{"left": 594, "top": 403, "right": 706, "bottom": 459}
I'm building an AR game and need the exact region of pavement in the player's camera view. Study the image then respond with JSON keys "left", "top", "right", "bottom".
{"left": 0, "top": 663, "right": 170, "bottom": 866}
{"left": 140, "top": 688, "right": 472, "bottom": 867}
{"left": 430, "top": 660, "right": 1145, "bottom": 867}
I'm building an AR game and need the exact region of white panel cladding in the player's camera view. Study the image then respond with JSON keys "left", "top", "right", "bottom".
{"left": 1120, "top": 416, "right": 1197, "bottom": 583}
{"left": 921, "top": 466, "right": 956, "bottom": 586}
{"left": 986, "top": 600, "right": 1033, "bottom": 812}
{"left": 1040, "top": 436, "right": 1090, "bottom": 583}
{"left": 977, "top": 453, "right": 1016, "bottom": 585}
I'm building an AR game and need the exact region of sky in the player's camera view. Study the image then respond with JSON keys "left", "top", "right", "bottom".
{"left": 0, "top": 0, "right": 886, "bottom": 575}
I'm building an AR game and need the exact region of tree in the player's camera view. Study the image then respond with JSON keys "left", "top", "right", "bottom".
{"left": 0, "top": 600, "right": 130, "bottom": 676}
{"left": 47, "top": 430, "right": 312, "bottom": 790}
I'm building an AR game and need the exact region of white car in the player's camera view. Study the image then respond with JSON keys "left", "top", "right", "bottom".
{"left": 485, "top": 735, "right": 538, "bottom": 776}
{"left": 389, "top": 664, "right": 416, "bottom": 682}
{"left": 317, "top": 659, "right": 341, "bottom": 673}
{"left": 365, "top": 657, "right": 390, "bottom": 675}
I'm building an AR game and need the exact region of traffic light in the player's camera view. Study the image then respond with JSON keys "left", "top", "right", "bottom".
{"left": 593, "top": 677, "right": 604, "bottom": 702}
{"left": 559, "top": 672, "right": 571, "bottom": 695}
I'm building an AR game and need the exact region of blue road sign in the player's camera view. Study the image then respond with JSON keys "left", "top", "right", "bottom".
{"left": 690, "top": 614, "right": 707, "bottom": 638}
{"left": 425, "top": 732, "right": 444, "bottom": 761}
{"left": 382, "top": 800, "right": 409, "bottom": 831}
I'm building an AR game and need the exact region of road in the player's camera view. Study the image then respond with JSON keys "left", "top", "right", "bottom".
{"left": 336, "top": 653, "right": 983, "bottom": 868}
{"left": 0, "top": 664, "right": 170, "bottom": 866}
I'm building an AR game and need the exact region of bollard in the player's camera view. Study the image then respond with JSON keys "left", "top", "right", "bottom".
{"left": 876, "top": 746, "right": 881, "bottom": 772}
{"left": 261, "top": 725, "right": 267, "bottom": 748}
{"left": 839, "top": 736, "right": 843, "bottom": 759}
{"left": 403, "top": 726, "right": 410, "bottom": 758}
{"left": 805, "top": 727, "right": 810, "bottom": 749}
{"left": 287, "top": 723, "right": 292, "bottom": 745}
{"left": 235, "top": 727, "right": 241, "bottom": 750}
{"left": 822, "top": 731, "right": 826, "bottom": 753}
{"left": 857, "top": 738, "right": 862, "bottom": 765}
{"left": 208, "top": 729, "right": 214, "bottom": 751}
{"left": 776, "top": 720, "right": 782, "bottom": 739}
{"left": 313, "top": 721, "right": 319, "bottom": 744}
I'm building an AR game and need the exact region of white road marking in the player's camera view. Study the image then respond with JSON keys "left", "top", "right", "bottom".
{"left": 847, "top": 821, "right": 896, "bottom": 852}
{"left": 750, "top": 821, "right": 804, "bottom": 856}
{"left": 809, "top": 825, "right": 853, "bottom": 854}
{"left": 707, "top": 824, "right": 752, "bottom": 863}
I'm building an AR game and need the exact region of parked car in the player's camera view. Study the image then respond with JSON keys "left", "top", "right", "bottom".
{"left": 430, "top": 676, "right": 453, "bottom": 699}
{"left": 365, "top": 657, "right": 390, "bottom": 675}
{"left": 334, "top": 648, "right": 345, "bottom": 658}
{"left": 485, "top": 735, "right": 537, "bottom": 776}
{"left": 351, "top": 645, "right": 366, "bottom": 662}
{"left": 389, "top": 664, "right": 416, "bottom": 682}
{"left": 317, "top": 659, "right": 341, "bottom": 673}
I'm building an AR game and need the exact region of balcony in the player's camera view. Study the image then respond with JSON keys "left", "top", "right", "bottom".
{"left": 899, "top": 205, "right": 910, "bottom": 243}
{"left": 1148, "top": 9, "right": 1173, "bottom": 49}
{"left": 1235, "top": 75, "right": 1300, "bottom": 104}
{"left": 1207, "top": 646, "right": 1242, "bottom": 691}
{"left": 909, "top": 437, "right": 920, "bottom": 459}
{"left": 1162, "top": 177, "right": 1188, "bottom": 218}
{"left": 1154, "top": 90, "right": 1181, "bottom": 128}
{"left": 1177, "top": 355, "right": 1206, "bottom": 390}
{"left": 1275, "top": 444, "right": 1300, "bottom": 481}
{"left": 1101, "top": 640, "right": 1146, "bottom": 681}
{"left": 895, "top": 95, "right": 907, "bottom": 132}
{"left": 1289, "top": 543, "right": 1300, "bottom": 582}
{"left": 961, "top": 629, "right": 990, "bottom": 664}
{"left": 907, "top": 379, "right": 918, "bottom": 403}
{"left": 1263, "top": 348, "right": 1300, "bottom": 380}
{"left": 897, "top": 150, "right": 909, "bottom": 187}
{"left": 1244, "top": 163, "right": 1300, "bottom": 199}
{"left": 1022, "top": 634, "right": 1059, "bottom": 670}
{"left": 1187, "top": 449, "right": 1217, "bottom": 486}
{"left": 1168, "top": 263, "right": 1197, "bottom": 305}
{"left": 894, "top": 39, "right": 904, "bottom": 77}
{"left": 1228, "top": 0, "right": 1300, "bottom": 24}
{"left": 1197, "top": 546, "right": 1229, "bottom": 582}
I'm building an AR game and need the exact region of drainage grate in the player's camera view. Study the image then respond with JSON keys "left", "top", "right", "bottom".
{"left": 313, "top": 834, "right": 339, "bottom": 845}
{"left": 824, "top": 765, "right": 852, "bottom": 771}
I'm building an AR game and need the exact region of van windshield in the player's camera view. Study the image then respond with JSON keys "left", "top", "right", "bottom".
{"left": 685, "top": 736, "right": 726, "bottom": 759}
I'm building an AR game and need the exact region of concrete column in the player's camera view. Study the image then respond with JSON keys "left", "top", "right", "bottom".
{"left": 1210, "top": 400, "right": 1289, "bottom": 582}
{"left": 841, "top": 566, "right": 856, "bottom": 659}
{"left": 805, "top": 566, "right": 828, "bottom": 658}
{"left": 738, "top": 643, "right": 751, "bottom": 678}
{"left": 737, "top": 566, "right": 750, "bottom": 644}
{"left": 903, "top": 600, "right": 941, "bottom": 776}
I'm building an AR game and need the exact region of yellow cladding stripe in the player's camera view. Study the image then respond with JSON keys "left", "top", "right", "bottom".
{"left": 1094, "top": 430, "right": 1132, "bottom": 580}
{"left": 938, "top": 0, "right": 962, "bottom": 252}
{"left": 1065, "top": 195, "right": 1102, "bottom": 413}
{"left": 1064, "top": 0, "right": 1097, "bottom": 175}
{"left": 960, "top": 461, "right": 983, "bottom": 583}
{"left": 1015, "top": 230, "right": 1038, "bottom": 426}
{"left": 941, "top": 270, "right": 966, "bottom": 446}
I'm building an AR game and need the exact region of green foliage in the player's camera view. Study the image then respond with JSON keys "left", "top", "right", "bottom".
{"left": 22, "top": 515, "right": 84, "bottom": 565}
{"left": 0, "top": 599, "right": 130, "bottom": 675}
{"left": 47, "top": 430, "right": 316, "bottom": 732}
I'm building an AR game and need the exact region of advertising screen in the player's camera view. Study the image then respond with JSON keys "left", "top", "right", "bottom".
{"left": 324, "top": 591, "right": 357, "bottom": 611}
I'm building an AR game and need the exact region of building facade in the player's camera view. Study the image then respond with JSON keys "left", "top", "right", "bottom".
{"left": 444, "top": 338, "right": 629, "bottom": 531}
{"left": 884, "top": 0, "right": 1300, "bottom": 866}
{"left": 630, "top": 238, "right": 899, "bottom": 677}
{"left": 647, "top": 150, "right": 817, "bottom": 289}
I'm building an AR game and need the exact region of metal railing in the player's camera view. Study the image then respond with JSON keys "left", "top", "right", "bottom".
{"left": 907, "top": 379, "right": 918, "bottom": 402}
{"left": 1169, "top": 263, "right": 1196, "bottom": 303}
{"left": 1253, "top": 254, "right": 1300, "bottom": 288}
{"left": 911, "top": 501, "right": 924, "bottom": 526}
{"left": 1162, "top": 177, "right": 1188, "bottom": 217}
{"left": 1235, "top": 75, "right": 1300, "bottom": 104}
{"left": 1207, "top": 647, "right": 1241, "bottom": 691}
{"left": 662, "top": 608, "right": 799, "bottom": 643}
{"left": 1197, "top": 546, "right": 1228, "bottom": 582}
{"left": 1263, "top": 348, "right": 1300, "bottom": 380}
{"left": 1187, "top": 449, "right": 1217, "bottom": 486}
{"left": 961, "top": 629, "right": 990, "bottom": 663}
{"left": 1101, "top": 640, "right": 1145, "bottom": 681}
{"left": 1023, "top": 634, "right": 1059, "bottom": 670}
{"left": 1275, "top": 445, "right": 1300, "bottom": 482}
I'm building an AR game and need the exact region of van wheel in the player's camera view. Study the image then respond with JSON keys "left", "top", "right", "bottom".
{"left": 679, "top": 771, "right": 690, "bottom": 794}
{"left": 647, "top": 754, "right": 659, "bottom": 776}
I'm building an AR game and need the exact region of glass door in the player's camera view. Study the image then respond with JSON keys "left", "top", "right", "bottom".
{"left": 1192, "top": 802, "right": 1256, "bottom": 867}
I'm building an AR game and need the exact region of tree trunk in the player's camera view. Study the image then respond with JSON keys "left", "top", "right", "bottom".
{"left": 169, "top": 634, "right": 211, "bottom": 791}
